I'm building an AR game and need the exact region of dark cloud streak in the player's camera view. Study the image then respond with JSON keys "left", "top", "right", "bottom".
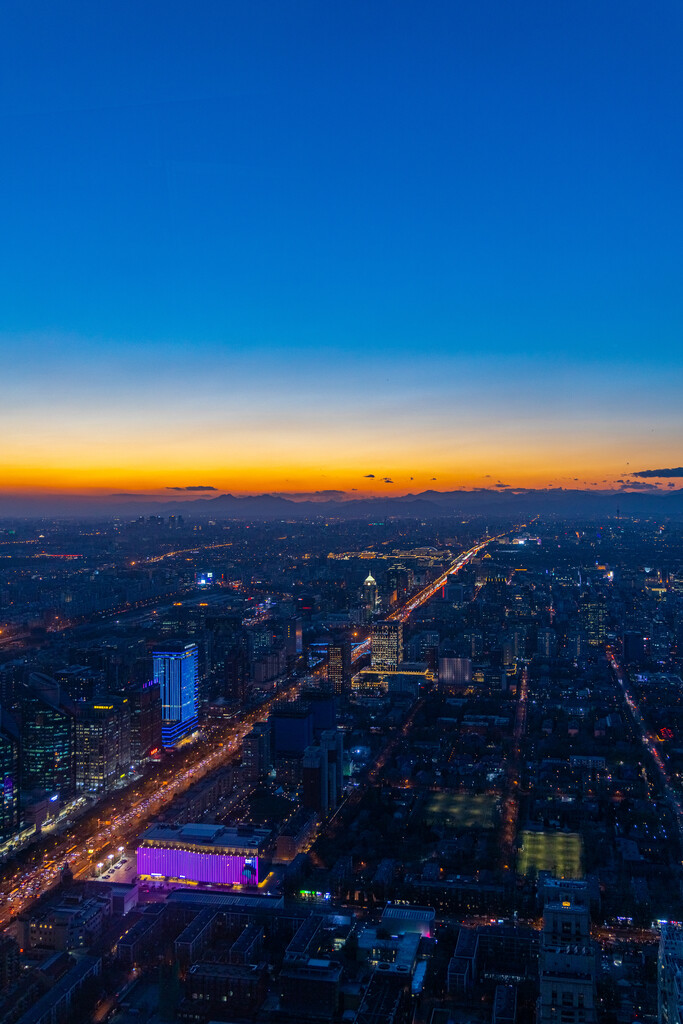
{"left": 632, "top": 467, "right": 683, "bottom": 478}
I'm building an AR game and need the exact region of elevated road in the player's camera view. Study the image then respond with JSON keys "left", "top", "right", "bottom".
{"left": 352, "top": 533, "right": 504, "bottom": 662}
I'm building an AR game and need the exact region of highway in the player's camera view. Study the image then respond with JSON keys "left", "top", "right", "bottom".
{"left": 608, "top": 646, "right": 683, "bottom": 843}
{"left": 0, "top": 684, "right": 298, "bottom": 929}
{"left": 351, "top": 534, "right": 500, "bottom": 663}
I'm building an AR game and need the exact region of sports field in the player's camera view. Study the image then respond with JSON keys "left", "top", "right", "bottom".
{"left": 422, "top": 792, "right": 498, "bottom": 829}
{"left": 517, "top": 830, "right": 583, "bottom": 878}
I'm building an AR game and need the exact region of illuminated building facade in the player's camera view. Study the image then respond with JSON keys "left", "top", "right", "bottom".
{"left": 580, "top": 597, "right": 606, "bottom": 648}
{"left": 136, "top": 823, "right": 269, "bottom": 886}
{"left": 20, "top": 674, "right": 75, "bottom": 799}
{"left": 328, "top": 638, "right": 352, "bottom": 695}
{"left": 153, "top": 642, "right": 198, "bottom": 748}
{"left": 371, "top": 620, "right": 403, "bottom": 671}
{"left": 362, "top": 572, "right": 379, "bottom": 622}
{"left": 74, "top": 698, "right": 130, "bottom": 794}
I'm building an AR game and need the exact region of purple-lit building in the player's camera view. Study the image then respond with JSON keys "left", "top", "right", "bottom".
{"left": 136, "top": 823, "right": 270, "bottom": 887}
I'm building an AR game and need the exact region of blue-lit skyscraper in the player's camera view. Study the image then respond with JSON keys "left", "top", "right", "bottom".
{"left": 153, "top": 642, "right": 199, "bottom": 748}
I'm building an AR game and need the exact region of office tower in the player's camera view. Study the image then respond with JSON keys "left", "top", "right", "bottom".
{"left": 284, "top": 617, "right": 303, "bottom": 657}
{"left": 622, "top": 630, "right": 645, "bottom": 666}
{"left": 537, "top": 880, "right": 597, "bottom": 1023}
{"left": 74, "top": 697, "right": 130, "bottom": 794}
{"left": 302, "top": 745, "right": 328, "bottom": 813}
{"left": 328, "top": 638, "right": 352, "bottom": 696}
{"left": 320, "top": 728, "right": 343, "bottom": 809}
{"left": 511, "top": 626, "right": 527, "bottom": 660}
{"left": 580, "top": 597, "right": 606, "bottom": 648}
{"left": 371, "top": 620, "right": 403, "bottom": 671}
{"left": 20, "top": 675, "right": 75, "bottom": 799}
{"left": 386, "top": 564, "right": 413, "bottom": 603}
{"left": 271, "top": 704, "right": 314, "bottom": 757}
{"left": 362, "top": 572, "right": 379, "bottom": 622}
{"left": 247, "top": 628, "right": 272, "bottom": 661}
{"left": 129, "top": 682, "right": 162, "bottom": 763}
{"left": 0, "top": 711, "right": 20, "bottom": 840}
{"left": 242, "top": 722, "right": 272, "bottom": 785}
{"left": 224, "top": 643, "right": 249, "bottom": 703}
{"left": 152, "top": 642, "right": 199, "bottom": 748}
{"left": 464, "top": 629, "right": 484, "bottom": 658}
{"left": 537, "top": 628, "right": 557, "bottom": 658}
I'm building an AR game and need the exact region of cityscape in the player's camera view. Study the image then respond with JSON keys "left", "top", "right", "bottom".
{"left": 3, "top": 2, "right": 683, "bottom": 1023}
{"left": 0, "top": 513, "right": 683, "bottom": 1023}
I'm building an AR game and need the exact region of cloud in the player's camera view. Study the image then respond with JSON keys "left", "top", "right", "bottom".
{"left": 382, "top": 477, "right": 394, "bottom": 484}
{"left": 618, "top": 480, "right": 662, "bottom": 490}
{"left": 110, "top": 492, "right": 143, "bottom": 497}
{"left": 495, "top": 482, "right": 510, "bottom": 488}
{"left": 668, "top": 482, "right": 677, "bottom": 488}
{"left": 430, "top": 477, "right": 436, "bottom": 481}
{"left": 632, "top": 467, "right": 683, "bottom": 478}
{"left": 363, "top": 474, "right": 375, "bottom": 478}
{"left": 166, "top": 485, "right": 217, "bottom": 491}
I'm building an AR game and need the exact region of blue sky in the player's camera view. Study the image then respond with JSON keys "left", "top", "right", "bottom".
{"left": 1, "top": 0, "right": 682, "bottom": 495}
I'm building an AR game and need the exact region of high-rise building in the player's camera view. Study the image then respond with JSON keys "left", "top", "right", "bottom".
{"left": 242, "top": 722, "right": 272, "bottom": 785}
{"left": 129, "top": 682, "right": 162, "bottom": 763}
{"left": 537, "top": 880, "right": 597, "bottom": 1023}
{"left": 580, "top": 597, "right": 606, "bottom": 648}
{"left": 271, "top": 705, "right": 314, "bottom": 757}
{"left": 622, "top": 630, "right": 645, "bottom": 666}
{"left": 362, "top": 573, "right": 379, "bottom": 622}
{"left": 371, "top": 621, "right": 403, "bottom": 671}
{"left": 153, "top": 642, "right": 199, "bottom": 748}
{"left": 328, "top": 638, "right": 352, "bottom": 696}
{"left": 74, "top": 697, "right": 130, "bottom": 794}
{"left": 302, "top": 745, "right": 328, "bottom": 814}
{"left": 0, "top": 711, "right": 20, "bottom": 840}
{"left": 386, "top": 564, "right": 413, "bottom": 604}
{"left": 224, "top": 643, "right": 249, "bottom": 703}
{"left": 20, "top": 675, "right": 75, "bottom": 799}
{"left": 284, "top": 617, "right": 303, "bottom": 657}
{"left": 536, "top": 628, "right": 557, "bottom": 658}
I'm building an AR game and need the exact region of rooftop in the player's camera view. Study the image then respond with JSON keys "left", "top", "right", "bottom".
{"left": 138, "top": 823, "right": 270, "bottom": 851}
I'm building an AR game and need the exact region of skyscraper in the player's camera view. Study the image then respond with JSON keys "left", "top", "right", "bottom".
{"left": 362, "top": 572, "right": 379, "bottom": 622}
{"left": 371, "top": 620, "right": 403, "bottom": 671}
{"left": 538, "top": 880, "right": 597, "bottom": 1023}
{"left": 153, "top": 642, "right": 199, "bottom": 748}
{"left": 0, "top": 711, "right": 20, "bottom": 840}
{"left": 20, "top": 675, "right": 75, "bottom": 799}
{"left": 580, "top": 596, "right": 606, "bottom": 648}
{"left": 74, "top": 697, "right": 131, "bottom": 794}
{"left": 328, "top": 638, "right": 352, "bottom": 695}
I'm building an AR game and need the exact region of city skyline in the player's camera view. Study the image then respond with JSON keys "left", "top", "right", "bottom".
{"left": 2, "top": 1, "right": 683, "bottom": 504}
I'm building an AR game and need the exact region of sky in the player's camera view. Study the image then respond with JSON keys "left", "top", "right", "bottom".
{"left": 1, "top": 0, "right": 682, "bottom": 502}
